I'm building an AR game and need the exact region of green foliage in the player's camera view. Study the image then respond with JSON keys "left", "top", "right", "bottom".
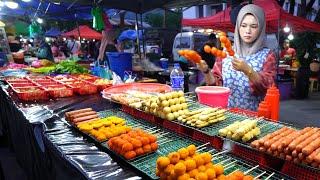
{"left": 144, "top": 13, "right": 163, "bottom": 27}
{"left": 166, "top": 11, "right": 182, "bottom": 29}
{"left": 144, "top": 10, "right": 181, "bottom": 29}
{"left": 291, "top": 32, "right": 320, "bottom": 67}
{"left": 55, "top": 60, "right": 89, "bottom": 74}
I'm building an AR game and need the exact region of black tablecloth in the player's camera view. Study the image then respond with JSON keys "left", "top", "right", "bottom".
{"left": 0, "top": 83, "right": 141, "bottom": 180}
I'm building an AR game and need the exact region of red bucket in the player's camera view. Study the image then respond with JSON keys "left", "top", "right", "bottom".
{"left": 195, "top": 86, "right": 230, "bottom": 108}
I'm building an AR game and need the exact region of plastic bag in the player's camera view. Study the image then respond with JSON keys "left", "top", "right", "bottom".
{"left": 112, "top": 72, "right": 123, "bottom": 85}
{"left": 123, "top": 71, "right": 136, "bottom": 83}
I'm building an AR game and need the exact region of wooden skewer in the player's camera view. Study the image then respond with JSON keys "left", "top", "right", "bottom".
{"left": 207, "top": 149, "right": 215, "bottom": 154}
{"left": 213, "top": 155, "right": 226, "bottom": 161}
{"left": 229, "top": 169, "right": 240, "bottom": 174}
{"left": 158, "top": 139, "right": 174, "bottom": 145}
{"left": 264, "top": 172, "right": 275, "bottom": 180}
{"left": 197, "top": 146, "right": 208, "bottom": 152}
{"left": 224, "top": 164, "right": 236, "bottom": 171}
{"left": 157, "top": 138, "right": 170, "bottom": 143}
{"left": 253, "top": 171, "right": 266, "bottom": 180}
{"left": 217, "top": 157, "right": 232, "bottom": 164}
{"left": 156, "top": 132, "right": 170, "bottom": 138}
{"left": 149, "top": 129, "right": 161, "bottom": 134}
{"left": 196, "top": 142, "right": 210, "bottom": 150}
{"left": 244, "top": 165, "right": 259, "bottom": 175}
{"left": 224, "top": 160, "right": 237, "bottom": 169}
{"left": 213, "top": 150, "right": 229, "bottom": 157}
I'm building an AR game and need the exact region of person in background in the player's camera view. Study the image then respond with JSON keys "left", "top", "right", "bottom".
{"left": 51, "top": 41, "right": 66, "bottom": 62}
{"left": 197, "top": 4, "right": 276, "bottom": 111}
{"left": 67, "top": 36, "right": 80, "bottom": 56}
{"left": 199, "top": 33, "right": 218, "bottom": 69}
{"left": 34, "top": 35, "right": 54, "bottom": 61}
{"left": 280, "top": 39, "right": 296, "bottom": 66}
{"left": 8, "top": 35, "right": 22, "bottom": 53}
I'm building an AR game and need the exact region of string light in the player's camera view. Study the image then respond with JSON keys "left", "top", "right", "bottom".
{"left": 283, "top": 24, "right": 290, "bottom": 33}
{"left": 288, "top": 33, "right": 294, "bottom": 40}
{"left": 5, "top": 1, "right": 19, "bottom": 9}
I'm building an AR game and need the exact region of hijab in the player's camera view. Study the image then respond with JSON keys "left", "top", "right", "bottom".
{"left": 233, "top": 4, "right": 266, "bottom": 58}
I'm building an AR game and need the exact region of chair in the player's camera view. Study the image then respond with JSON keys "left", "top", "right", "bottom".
{"left": 309, "top": 62, "right": 320, "bottom": 92}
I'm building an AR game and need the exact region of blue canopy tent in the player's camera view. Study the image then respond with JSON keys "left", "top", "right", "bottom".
{"left": 0, "top": 1, "right": 93, "bottom": 21}
{"left": 45, "top": 28, "right": 62, "bottom": 37}
{"left": 118, "top": 29, "right": 143, "bottom": 42}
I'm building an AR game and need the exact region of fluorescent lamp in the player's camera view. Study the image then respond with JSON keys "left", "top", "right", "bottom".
{"left": 288, "top": 33, "right": 294, "bottom": 40}
{"left": 5, "top": 1, "right": 19, "bottom": 9}
{"left": 21, "top": 0, "right": 31, "bottom": 2}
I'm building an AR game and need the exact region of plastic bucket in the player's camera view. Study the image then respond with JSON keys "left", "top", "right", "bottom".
{"left": 159, "top": 58, "right": 169, "bottom": 69}
{"left": 107, "top": 52, "right": 132, "bottom": 79}
{"left": 195, "top": 86, "right": 230, "bottom": 108}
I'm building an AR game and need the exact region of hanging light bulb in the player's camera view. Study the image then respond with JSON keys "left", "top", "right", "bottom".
{"left": 283, "top": 24, "right": 290, "bottom": 33}
{"left": 5, "top": 1, "right": 19, "bottom": 9}
{"left": 288, "top": 33, "right": 294, "bottom": 40}
{"left": 36, "top": 17, "right": 43, "bottom": 24}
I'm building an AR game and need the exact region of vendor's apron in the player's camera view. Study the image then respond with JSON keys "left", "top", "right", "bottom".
{"left": 222, "top": 48, "right": 270, "bottom": 111}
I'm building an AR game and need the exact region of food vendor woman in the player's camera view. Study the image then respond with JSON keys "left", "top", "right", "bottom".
{"left": 198, "top": 4, "right": 276, "bottom": 111}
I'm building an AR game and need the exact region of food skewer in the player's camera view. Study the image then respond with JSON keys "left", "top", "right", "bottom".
{"left": 244, "top": 165, "right": 259, "bottom": 175}
{"left": 253, "top": 171, "right": 266, "bottom": 180}
{"left": 264, "top": 172, "right": 275, "bottom": 180}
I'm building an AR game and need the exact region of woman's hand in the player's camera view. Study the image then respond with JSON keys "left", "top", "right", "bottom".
{"left": 197, "top": 60, "right": 209, "bottom": 73}
{"left": 232, "top": 57, "right": 251, "bottom": 74}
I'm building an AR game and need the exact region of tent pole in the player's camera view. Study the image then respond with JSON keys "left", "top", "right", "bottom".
{"left": 276, "top": 12, "right": 281, "bottom": 82}
{"left": 140, "top": 13, "right": 146, "bottom": 58}
{"left": 135, "top": 13, "right": 141, "bottom": 60}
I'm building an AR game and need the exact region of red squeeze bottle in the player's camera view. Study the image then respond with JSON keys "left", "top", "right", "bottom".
{"left": 265, "top": 84, "right": 280, "bottom": 121}
{"left": 258, "top": 101, "right": 270, "bottom": 119}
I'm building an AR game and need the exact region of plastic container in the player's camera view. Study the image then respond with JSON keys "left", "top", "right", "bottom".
{"left": 107, "top": 52, "right": 132, "bottom": 79}
{"left": 264, "top": 84, "right": 280, "bottom": 122}
{"left": 159, "top": 58, "right": 169, "bottom": 69}
{"left": 170, "top": 63, "right": 184, "bottom": 91}
{"left": 13, "top": 87, "right": 49, "bottom": 101}
{"left": 257, "top": 100, "right": 271, "bottom": 118}
{"left": 68, "top": 83, "right": 97, "bottom": 95}
{"left": 195, "top": 86, "right": 230, "bottom": 108}
{"left": 44, "top": 85, "right": 73, "bottom": 98}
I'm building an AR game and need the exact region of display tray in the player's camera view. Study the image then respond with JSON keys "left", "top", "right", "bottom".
{"left": 43, "top": 85, "right": 74, "bottom": 98}
{"left": 69, "top": 109, "right": 293, "bottom": 180}
{"left": 102, "top": 83, "right": 172, "bottom": 98}
{"left": 12, "top": 86, "right": 49, "bottom": 101}
{"left": 82, "top": 78, "right": 112, "bottom": 92}
{"left": 67, "top": 83, "right": 97, "bottom": 95}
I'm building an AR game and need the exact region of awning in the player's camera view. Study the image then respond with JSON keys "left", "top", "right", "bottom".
{"left": 62, "top": 25, "right": 102, "bottom": 39}
{"left": 182, "top": 0, "right": 320, "bottom": 33}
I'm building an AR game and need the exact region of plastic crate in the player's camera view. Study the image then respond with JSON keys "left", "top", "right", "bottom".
{"left": 231, "top": 144, "right": 264, "bottom": 164}
{"left": 163, "top": 120, "right": 180, "bottom": 133}
{"left": 192, "top": 131, "right": 223, "bottom": 150}
{"left": 259, "top": 153, "right": 285, "bottom": 171}
{"left": 178, "top": 125, "right": 194, "bottom": 138}
{"left": 154, "top": 116, "right": 164, "bottom": 126}
{"left": 281, "top": 161, "right": 320, "bottom": 180}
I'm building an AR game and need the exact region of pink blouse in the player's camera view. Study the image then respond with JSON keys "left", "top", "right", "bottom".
{"left": 212, "top": 51, "right": 277, "bottom": 96}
